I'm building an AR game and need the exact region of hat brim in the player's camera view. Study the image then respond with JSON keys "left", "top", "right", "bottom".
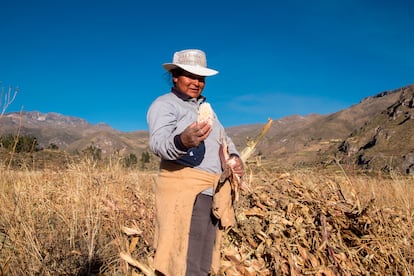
{"left": 163, "top": 63, "right": 218, "bottom": 77}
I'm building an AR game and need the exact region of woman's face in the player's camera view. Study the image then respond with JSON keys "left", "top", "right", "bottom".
{"left": 173, "top": 71, "right": 206, "bottom": 98}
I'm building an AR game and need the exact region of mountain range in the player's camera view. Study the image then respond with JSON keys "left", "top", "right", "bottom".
{"left": 1, "top": 84, "right": 413, "bottom": 174}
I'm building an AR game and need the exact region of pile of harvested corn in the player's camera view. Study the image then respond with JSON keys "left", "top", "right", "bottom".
{"left": 217, "top": 170, "right": 414, "bottom": 275}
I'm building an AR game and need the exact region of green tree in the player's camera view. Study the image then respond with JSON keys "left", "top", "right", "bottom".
{"left": 47, "top": 143, "right": 59, "bottom": 150}
{"left": 82, "top": 144, "right": 102, "bottom": 161}
{"left": 123, "top": 153, "right": 138, "bottom": 168}
{"left": 140, "top": 151, "right": 150, "bottom": 169}
{"left": 0, "top": 134, "right": 39, "bottom": 153}
{"left": 0, "top": 134, "right": 15, "bottom": 149}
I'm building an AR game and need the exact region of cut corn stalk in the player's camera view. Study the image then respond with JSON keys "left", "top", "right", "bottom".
{"left": 240, "top": 118, "right": 273, "bottom": 163}
{"left": 120, "top": 252, "right": 154, "bottom": 276}
{"left": 217, "top": 118, "right": 273, "bottom": 202}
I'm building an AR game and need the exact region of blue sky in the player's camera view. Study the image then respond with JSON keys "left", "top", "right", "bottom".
{"left": 1, "top": 0, "right": 413, "bottom": 132}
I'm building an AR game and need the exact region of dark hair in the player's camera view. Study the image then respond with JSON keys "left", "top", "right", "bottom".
{"left": 170, "top": 68, "right": 184, "bottom": 78}
{"left": 169, "top": 68, "right": 184, "bottom": 86}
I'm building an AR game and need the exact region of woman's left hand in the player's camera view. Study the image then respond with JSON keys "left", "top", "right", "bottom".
{"left": 229, "top": 155, "right": 244, "bottom": 178}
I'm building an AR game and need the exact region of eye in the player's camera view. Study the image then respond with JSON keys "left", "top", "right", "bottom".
{"left": 182, "top": 72, "right": 205, "bottom": 82}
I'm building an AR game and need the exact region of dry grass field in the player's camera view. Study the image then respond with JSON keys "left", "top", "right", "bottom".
{"left": 1, "top": 158, "right": 413, "bottom": 275}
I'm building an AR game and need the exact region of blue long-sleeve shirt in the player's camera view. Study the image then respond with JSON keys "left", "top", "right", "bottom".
{"left": 147, "top": 88, "right": 239, "bottom": 175}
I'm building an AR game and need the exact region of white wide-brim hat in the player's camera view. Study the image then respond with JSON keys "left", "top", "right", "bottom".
{"left": 163, "top": 49, "right": 219, "bottom": 77}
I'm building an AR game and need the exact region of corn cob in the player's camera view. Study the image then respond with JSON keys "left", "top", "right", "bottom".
{"left": 197, "top": 102, "right": 213, "bottom": 125}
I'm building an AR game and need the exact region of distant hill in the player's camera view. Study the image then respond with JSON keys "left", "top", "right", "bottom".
{"left": 226, "top": 85, "right": 405, "bottom": 169}
{"left": 0, "top": 111, "right": 149, "bottom": 156}
{"left": 333, "top": 85, "right": 414, "bottom": 174}
{"left": 1, "top": 84, "right": 413, "bottom": 174}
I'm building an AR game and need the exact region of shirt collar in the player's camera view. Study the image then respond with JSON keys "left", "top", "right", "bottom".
{"left": 171, "top": 87, "right": 206, "bottom": 103}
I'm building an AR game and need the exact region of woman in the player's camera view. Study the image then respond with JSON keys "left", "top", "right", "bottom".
{"left": 147, "top": 49, "right": 244, "bottom": 276}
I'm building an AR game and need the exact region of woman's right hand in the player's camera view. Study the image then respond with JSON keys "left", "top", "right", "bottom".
{"left": 179, "top": 121, "right": 211, "bottom": 148}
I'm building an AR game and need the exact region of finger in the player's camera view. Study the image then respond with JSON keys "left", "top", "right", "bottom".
{"left": 197, "top": 129, "right": 204, "bottom": 137}
{"left": 197, "top": 120, "right": 209, "bottom": 128}
{"left": 200, "top": 124, "right": 211, "bottom": 136}
{"left": 205, "top": 127, "right": 212, "bottom": 136}
{"left": 200, "top": 121, "right": 211, "bottom": 131}
{"left": 197, "top": 124, "right": 210, "bottom": 136}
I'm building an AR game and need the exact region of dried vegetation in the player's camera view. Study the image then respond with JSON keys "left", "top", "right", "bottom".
{"left": 220, "top": 167, "right": 414, "bottom": 275}
{"left": 0, "top": 159, "right": 413, "bottom": 275}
